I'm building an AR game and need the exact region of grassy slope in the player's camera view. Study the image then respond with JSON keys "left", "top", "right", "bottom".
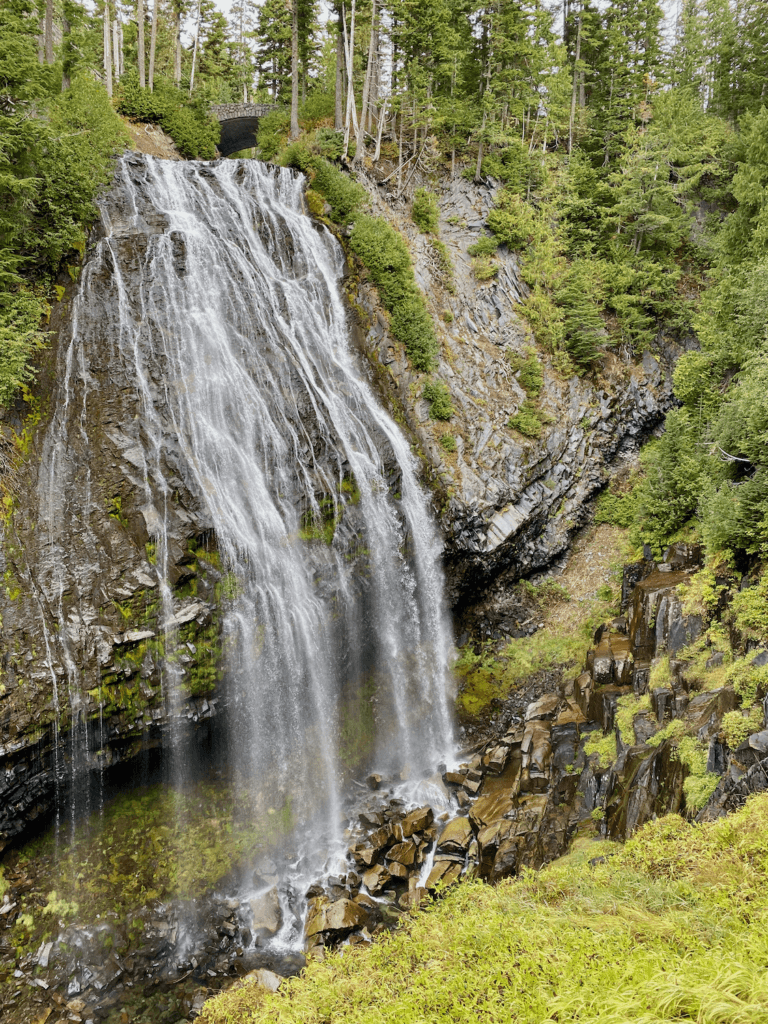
{"left": 200, "top": 793, "right": 768, "bottom": 1024}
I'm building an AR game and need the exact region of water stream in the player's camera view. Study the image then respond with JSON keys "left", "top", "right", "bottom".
{"left": 35, "top": 154, "right": 455, "bottom": 940}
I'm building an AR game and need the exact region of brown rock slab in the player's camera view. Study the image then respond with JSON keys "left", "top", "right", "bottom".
{"left": 362, "top": 863, "right": 391, "bottom": 894}
{"left": 387, "top": 840, "right": 417, "bottom": 866}
{"left": 387, "top": 861, "right": 410, "bottom": 879}
{"left": 469, "top": 790, "right": 515, "bottom": 830}
{"left": 436, "top": 815, "right": 473, "bottom": 853}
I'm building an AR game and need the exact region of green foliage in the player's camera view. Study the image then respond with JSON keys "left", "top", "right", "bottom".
{"left": 472, "top": 254, "right": 499, "bottom": 280}
{"left": 630, "top": 409, "right": 708, "bottom": 554}
{"left": 116, "top": 71, "right": 218, "bottom": 159}
{"left": 722, "top": 707, "right": 764, "bottom": 749}
{"left": 731, "top": 573, "right": 768, "bottom": 644}
{"left": 349, "top": 216, "right": 438, "bottom": 372}
{"left": 467, "top": 235, "right": 499, "bottom": 258}
{"left": 615, "top": 693, "right": 651, "bottom": 745}
{"left": 506, "top": 347, "right": 543, "bottom": 398}
{"left": 439, "top": 434, "right": 457, "bottom": 453}
{"left": 647, "top": 719, "right": 686, "bottom": 748}
{"left": 430, "top": 238, "right": 455, "bottom": 292}
{"left": 0, "top": 293, "right": 47, "bottom": 406}
{"left": 508, "top": 401, "right": 545, "bottom": 439}
{"left": 594, "top": 487, "right": 636, "bottom": 529}
{"left": 412, "top": 189, "right": 439, "bottom": 233}
{"left": 257, "top": 107, "right": 291, "bottom": 160}
{"left": 584, "top": 729, "right": 618, "bottom": 768}
{"left": 422, "top": 380, "right": 453, "bottom": 421}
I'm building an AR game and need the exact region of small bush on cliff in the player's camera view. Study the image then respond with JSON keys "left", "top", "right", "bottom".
{"left": 422, "top": 380, "right": 453, "bottom": 420}
{"left": 350, "top": 216, "right": 438, "bottom": 372}
{"left": 412, "top": 189, "right": 439, "bottom": 233}
{"left": 116, "top": 70, "right": 218, "bottom": 159}
{"left": 506, "top": 346, "right": 543, "bottom": 398}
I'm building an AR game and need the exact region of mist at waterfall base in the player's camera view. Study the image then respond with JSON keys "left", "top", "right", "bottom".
{"left": 36, "top": 155, "right": 455, "bottom": 950}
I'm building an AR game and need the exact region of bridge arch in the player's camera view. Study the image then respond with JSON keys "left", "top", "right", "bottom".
{"left": 210, "top": 103, "right": 280, "bottom": 158}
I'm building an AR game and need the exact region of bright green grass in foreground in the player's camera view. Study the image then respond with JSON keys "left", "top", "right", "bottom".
{"left": 200, "top": 794, "right": 768, "bottom": 1023}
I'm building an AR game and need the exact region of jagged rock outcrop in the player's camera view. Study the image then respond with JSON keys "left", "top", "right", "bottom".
{"left": 353, "top": 174, "right": 690, "bottom": 609}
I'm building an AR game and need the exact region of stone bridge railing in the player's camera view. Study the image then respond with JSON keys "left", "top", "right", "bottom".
{"left": 210, "top": 102, "right": 279, "bottom": 121}
{"left": 210, "top": 103, "right": 281, "bottom": 157}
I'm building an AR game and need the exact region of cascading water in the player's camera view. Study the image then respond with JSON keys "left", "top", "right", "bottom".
{"left": 35, "top": 154, "right": 454, "bottom": 935}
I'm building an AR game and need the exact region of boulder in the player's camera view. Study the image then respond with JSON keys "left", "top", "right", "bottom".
{"left": 436, "top": 815, "right": 473, "bottom": 853}
{"left": 251, "top": 968, "right": 282, "bottom": 992}
{"left": 469, "top": 791, "right": 515, "bottom": 830}
{"left": 425, "top": 858, "right": 463, "bottom": 890}
{"left": 305, "top": 897, "right": 368, "bottom": 939}
{"left": 249, "top": 887, "right": 281, "bottom": 937}
{"left": 387, "top": 840, "right": 417, "bottom": 865}
{"left": 362, "top": 864, "right": 391, "bottom": 894}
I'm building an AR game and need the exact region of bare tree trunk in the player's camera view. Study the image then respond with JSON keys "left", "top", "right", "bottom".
{"left": 104, "top": 3, "right": 113, "bottom": 98}
{"left": 174, "top": 7, "right": 181, "bottom": 88}
{"left": 189, "top": 0, "right": 202, "bottom": 96}
{"left": 148, "top": 0, "right": 159, "bottom": 91}
{"left": 396, "top": 107, "right": 404, "bottom": 190}
{"left": 45, "top": 0, "right": 54, "bottom": 64}
{"left": 334, "top": 15, "right": 344, "bottom": 130}
{"left": 112, "top": 18, "right": 120, "bottom": 82}
{"left": 341, "top": 0, "right": 359, "bottom": 162}
{"left": 372, "top": 94, "right": 387, "bottom": 162}
{"left": 137, "top": 0, "right": 146, "bottom": 88}
{"left": 353, "top": 0, "right": 376, "bottom": 165}
{"left": 568, "top": 11, "right": 582, "bottom": 155}
{"left": 290, "top": 0, "right": 299, "bottom": 139}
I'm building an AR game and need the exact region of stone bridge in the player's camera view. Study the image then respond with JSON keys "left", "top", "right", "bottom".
{"left": 210, "top": 103, "right": 280, "bottom": 157}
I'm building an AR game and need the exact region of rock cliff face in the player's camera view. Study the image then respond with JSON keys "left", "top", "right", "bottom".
{"left": 353, "top": 174, "right": 688, "bottom": 609}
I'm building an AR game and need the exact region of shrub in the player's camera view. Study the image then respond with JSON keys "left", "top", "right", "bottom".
{"left": 508, "top": 401, "right": 544, "bottom": 438}
{"left": 722, "top": 706, "right": 763, "bottom": 749}
{"left": 467, "top": 235, "right": 499, "bottom": 257}
{"left": 584, "top": 730, "right": 617, "bottom": 768}
{"left": 422, "top": 380, "right": 453, "bottom": 420}
{"left": 349, "top": 216, "right": 438, "bottom": 372}
{"left": 256, "top": 107, "right": 291, "bottom": 160}
{"left": 0, "top": 292, "right": 47, "bottom": 406}
{"left": 116, "top": 70, "right": 218, "bottom": 159}
{"left": 594, "top": 487, "right": 635, "bottom": 528}
{"left": 430, "top": 238, "right": 455, "bottom": 292}
{"left": 412, "top": 188, "right": 440, "bottom": 233}
{"left": 472, "top": 254, "right": 499, "bottom": 280}
{"left": 440, "top": 433, "right": 457, "bottom": 452}
{"left": 506, "top": 347, "right": 543, "bottom": 398}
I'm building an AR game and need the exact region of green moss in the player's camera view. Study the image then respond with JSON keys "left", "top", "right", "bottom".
{"left": 584, "top": 730, "right": 617, "bottom": 768}
{"left": 646, "top": 718, "right": 686, "bottom": 748}
{"left": 15, "top": 782, "right": 289, "bottom": 929}
{"left": 722, "top": 706, "right": 763, "bottom": 748}
{"left": 615, "top": 693, "right": 651, "bottom": 745}
{"left": 349, "top": 215, "right": 439, "bottom": 372}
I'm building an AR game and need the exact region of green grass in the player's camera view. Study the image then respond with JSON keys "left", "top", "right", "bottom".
{"left": 199, "top": 794, "right": 768, "bottom": 1024}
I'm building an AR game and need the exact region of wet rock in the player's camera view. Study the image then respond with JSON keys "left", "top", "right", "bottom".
{"left": 436, "top": 816, "right": 473, "bottom": 853}
{"left": 469, "top": 791, "right": 515, "bottom": 830}
{"left": 249, "top": 888, "right": 282, "bottom": 937}
{"left": 366, "top": 773, "right": 383, "bottom": 790}
{"left": 250, "top": 968, "right": 282, "bottom": 992}
{"left": 305, "top": 897, "right": 369, "bottom": 942}
{"left": 425, "top": 859, "right": 463, "bottom": 890}
{"left": 362, "top": 864, "right": 391, "bottom": 894}
{"left": 398, "top": 887, "right": 428, "bottom": 910}
{"left": 386, "top": 840, "right": 417, "bottom": 866}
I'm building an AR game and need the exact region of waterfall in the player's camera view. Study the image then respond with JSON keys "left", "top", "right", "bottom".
{"left": 37, "top": 154, "right": 454, "bottom": 884}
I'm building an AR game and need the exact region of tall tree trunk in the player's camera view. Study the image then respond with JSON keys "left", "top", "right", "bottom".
{"left": 44, "top": 0, "right": 54, "bottom": 64}
{"left": 353, "top": 0, "right": 376, "bottom": 165}
{"left": 104, "top": 2, "right": 113, "bottom": 98}
{"left": 62, "top": 16, "right": 71, "bottom": 89}
{"left": 148, "top": 0, "right": 159, "bottom": 91}
{"left": 372, "top": 94, "right": 387, "bottom": 162}
{"left": 174, "top": 7, "right": 181, "bottom": 88}
{"left": 189, "top": 0, "right": 201, "bottom": 96}
{"left": 342, "top": 0, "right": 359, "bottom": 162}
{"left": 290, "top": 0, "right": 299, "bottom": 139}
{"left": 137, "top": 0, "right": 146, "bottom": 88}
{"left": 112, "top": 18, "right": 120, "bottom": 81}
{"left": 568, "top": 12, "right": 582, "bottom": 155}
{"left": 334, "top": 13, "right": 344, "bottom": 130}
